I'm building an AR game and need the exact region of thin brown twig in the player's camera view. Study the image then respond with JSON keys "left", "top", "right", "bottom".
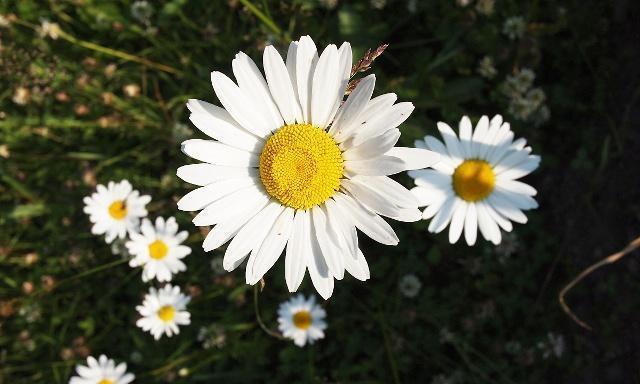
{"left": 559, "top": 234, "right": 640, "bottom": 330}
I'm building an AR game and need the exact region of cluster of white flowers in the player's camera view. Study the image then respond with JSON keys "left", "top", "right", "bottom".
{"left": 477, "top": 56, "right": 497, "bottom": 79}
{"left": 503, "top": 16, "right": 526, "bottom": 40}
{"left": 502, "top": 69, "right": 550, "bottom": 123}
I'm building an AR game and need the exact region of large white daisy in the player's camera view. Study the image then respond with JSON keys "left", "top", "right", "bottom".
{"left": 69, "top": 354, "right": 134, "bottom": 384}
{"left": 136, "top": 284, "right": 190, "bottom": 340}
{"left": 83, "top": 180, "right": 151, "bottom": 244}
{"left": 126, "top": 217, "right": 191, "bottom": 282}
{"left": 277, "top": 294, "right": 326, "bottom": 347}
{"left": 177, "top": 35, "right": 439, "bottom": 299}
{"left": 409, "top": 115, "right": 540, "bottom": 245}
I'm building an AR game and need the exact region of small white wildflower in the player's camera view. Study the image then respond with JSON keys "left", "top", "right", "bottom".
{"left": 198, "top": 324, "right": 227, "bottom": 349}
{"left": 407, "top": 0, "right": 418, "bottom": 13}
{"left": 503, "top": 16, "right": 526, "bottom": 40}
{"left": 398, "top": 274, "right": 422, "bottom": 298}
{"left": 319, "top": 0, "right": 339, "bottom": 10}
{"left": 38, "top": 19, "right": 61, "bottom": 40}
{"left": 12, "top": 87, "right": 30, "bottom": 106}
{"left": 526, "top": 87, "right": 546, "bottom": 109}
{"left": 477, "top": 56, "right": 497, "bottom": 79}
{"left": 131, "top": 0, "right": 154, "bottom": 24}
{"left": 69, "top": 355, "right": 134, "bottom": 384}
{"left": 456, "top": 0, "right": 472, "bottom": 7}
{"left": 0, "top": 14, "right": 10, "bottom": 28}
{"left": 475, "top": 0, "right": 494, "bottom": 15}
{"left": 538, "top": 332, "right": 565, "bottom": 359}
{"left": 439, "top": 327, "right": 455, "bottom": 344}
{"left": 370, "top": 0, "right": 386, "bottom": 9}
{"left": 278, "top": 294, "right": 327, "bottom": 347}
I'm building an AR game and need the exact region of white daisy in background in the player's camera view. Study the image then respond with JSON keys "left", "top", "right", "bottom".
{"left": 69, "top": 355, "right": 134, "bottom": 384}
{"left": 409, "top": 115, "right": 540, "bottom": 245}
{"left": 126, "top": 217, "right": 191, "bottom": 282}
{"left": 83, "top": 180, "right": 151, "bottom": 244}
{"left": 136, "top": 284, "right": 190, "bottom": 340}
{"left": 277, "top": 294, "right": 326, "bottom": 347}
{"left": 177, "top": 35, "right": 439, "bottom": 299}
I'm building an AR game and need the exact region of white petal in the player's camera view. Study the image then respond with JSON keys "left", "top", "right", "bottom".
{"left": 496, "top": 156, "right": 540, "bottom": 180}
{"left": 423, "top": 135, "right": 457, "bottom": 174}
{"left": 437, "top": 122, "right": 463, "bottom": 162}
{"left": 186, "top": 99, "right": 263, "bottom": 152}
{"left": 341, "top": 179, "right": 401, "bottom": 219}
{"left": 448, "top": 201, "right": 467, "bottom": 244}
{"left": 192, "top": 185, "right": 266, "bottom": 226}
{"left": 409, "top": 169, "right": 452, "bottom": 191}
{"left": 263, "top": 45, "right": 303, "bottom": 125}
{"left": 493, "top": 149, "right": 530, "bottom": 175}
{"left": 342, "top": 128, "right": 400, "bottom": 160}
{"left": 359, "top": 93, "right": 397, "bottom": 124}
{"left": 247, "top": 207, "right": 294, "bottom": 284}
{"left": 177, "top": 178, "right": 257, "bottom": 211}
{"left": 176, "top": 164, "right": 257, "bottom": 186}
{"left": 285, "top": 41, "right": 305, "bottom": 123}
{"left": 311, "top": 206, "right": 344, "bottom": 279}
{"left": 324, "top": 198, "right": 358, "bottom": 257}
{"left": 487, "top": 194, "right": 528, "bottom": 224}
{"left": 295, "top": 36, "right": 319, "bottom": 123}
{"left": 330, "top": 74, "right": 376, "bottom": 141}
{"left": 458, "top": 116, "right": 473, "bottom": 158}
{"left": 464, "top": 202, "right": 478, "bottom": 245}
{"left": 223, "top": 201, "right": 284, "bottom": 271}
{"left": 333, "top": 193, "right": 398, "bottom": 245}
{"left": 210, "top": 71, "right": 272, "bottom": 137}
{"left": 180, "top": 139, "right": 258, "bottom": 167}
{"left": 385, "top": 147, "right": 441, "bottom": 171}
{"left": 496, "top": 179, "right": 537, "bottom": 196}
{"left": 285, "top": 210, "right": 309, "bottom": 292}
{"left": 352, "top": 102, "right": 414, "bottom": 146}
{"left": 344, "top": 156, "right": 406, "bottom": 176}
{"left": 344, "top": 248, "right": 370, "bottom": 281}
{"left": 201, "top": 195, "right": 270, "bottom": 251}
{"left": 477, "top": 202, "right": 502, "bottom": 244}
{"left": 328, "top": 41, "right": 352, "bottom": 121}
{"left": 232, "top": 51, "right": 283, "bottom": 131}
{"left": 351, "top": 175, "right": 418, "bottom": 208}
{"left": 306, "top": 221, "right": 334, "bottom": 300}
{"left": 484, "top": 202, "right": 513, "bottom": 232}
{"left": 470, "top": 115, "right": 490, "bottom": 157}
{"left": 310, "top": 44, "right": 340, "bottom": 128}
{"left": 428, "top": 195, "right": 457, "bottom": 233}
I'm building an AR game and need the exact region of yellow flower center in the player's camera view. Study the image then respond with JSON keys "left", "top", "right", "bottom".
{"left": 157, "top": 305, "right": 175, "bottom": 322}
{"left": 148, "top": 239, "right": 169, "bottom": 260}
{"left": 292, "top": 310, "right": 313, "bottom": 330}
{"left": 98, "top": 380, "right": 114, "bottom": 384}
{"left": 108, "top": 200, "right": 127, "bottom": 220}
{"left": 452, "top": 160, "right": 496, "bottom": 202}
{"left": 259, "top": 124, "right": 343, "bottom": 210}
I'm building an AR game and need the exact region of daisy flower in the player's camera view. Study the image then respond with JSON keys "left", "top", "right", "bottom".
{"left": 409, "top": 115, "right": 540, "bottom": 245}
{"left": 177, "top": 35, "right": 439, "bottom": 299}
{"left": 136, "top": 284, "right": 190, "bottom": 340}
{"left": 126, "top": 217, "right": 191, "bottom": 282}
{"left": 83, "top": 180, "right": 151, "bottom": 244}
{"left": 69, "top": 354, "right": 134, "bottom": 384}
{"left": 277, "top": 294, "right": 326, "bottom": 347}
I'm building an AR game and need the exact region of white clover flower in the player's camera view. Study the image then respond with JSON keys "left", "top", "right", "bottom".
{"left": 477, "top": 56, "right": 497, "bottom": 79}
{"left": 410, "top": 115, "right": 540, "bottom": 245}
{"left": 83, "top": 180, "right": 151, "bottom": 244}
{"left": 278, "top": 294, "right": 327, "bottom": 347}
{"left": 69, "top": 355, "right": 134, "bottom": 384}
{"left": 503, "top": 16, "right": 526, "bottom": 40}
{"left": 136, "top": 284, "right": 191, "bottom": 340}
{"left": 177, "top": 35, "right": 439, "bottom": 299}
{"left": 126, "top": 217, "right": 191, "bottom": 282}
{"left": 398, "top": 274, "right": 422, "bottom": 298}
{"left": 131, "top": 0, "right": 154, "bottom": 24}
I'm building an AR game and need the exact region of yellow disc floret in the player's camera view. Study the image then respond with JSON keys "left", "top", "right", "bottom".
{"left": 98, "top": 380, "right": 114, "bottom": 384}
{"left": 292, "top": 310, "right": 313, "bottom": 330}
{"left": 259, "top": 124, "right": 343, "bottom": 210}
{"left": 108, "top": 200, "right": 127, "bottom": 220}
{"left": 452, "top": 160, "right": 496, "bottom": 202}
{"left": 157, "top": 305, "right": 175, "bottom": 322}
{"left": 148, "top": 239, "right": 169, "bottom": 260}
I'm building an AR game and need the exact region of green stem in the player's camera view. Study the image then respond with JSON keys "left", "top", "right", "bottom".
{"left": 253, "top": 285, "right": 284, "bottom": 340}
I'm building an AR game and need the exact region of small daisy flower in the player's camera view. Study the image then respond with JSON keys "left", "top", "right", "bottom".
{"left": 503, "top": 16, "right": 526, "bottom": 40}
{"left": 83, "top": 180, "right": 150, "bottom": 244}
{"left": 398, "top": 274, "right": 422, "bottom": 298}
{"left": 126, "top": 217, "right": 191, "bottom": 282}
{"left": 136, "top": 284, "right": 190, "bottom": 340}
{"left": 409, "top": 115, "right": 540, "bottom": 245}
{"left": 277, "top": 294, "right": 326, "bottom": 347}
{"left": 69, "top": 355, "right": 134, "bottom": 384}
{"left": 177, "top": 35, "right": 439, "bottom": 299}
